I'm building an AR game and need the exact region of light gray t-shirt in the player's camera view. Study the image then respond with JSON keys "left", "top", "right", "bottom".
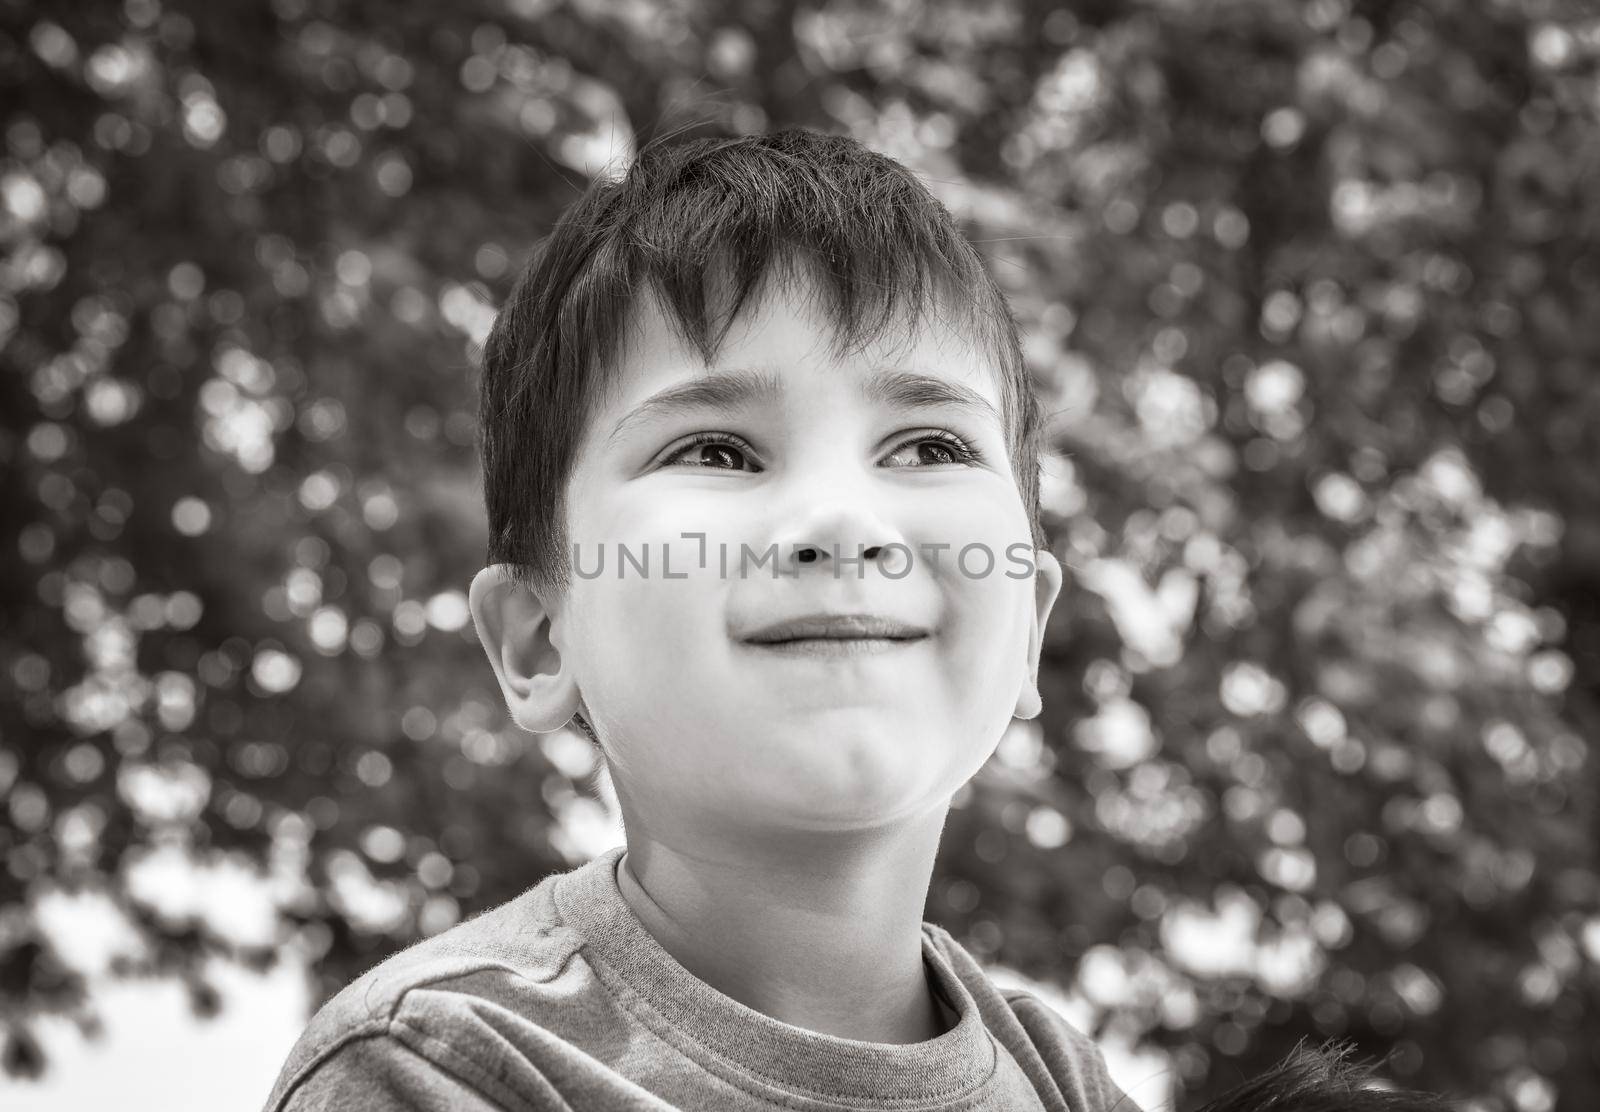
{"left": 262, "top": 845, "right": 1136, "bottom": 1111}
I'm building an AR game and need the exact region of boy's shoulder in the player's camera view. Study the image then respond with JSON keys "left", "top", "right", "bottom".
{"left": 264, "top": 868, "right": 583, "bottom": 1110}
{"left": 922, "top": 922, "right": 1137, "bottom": 1112}
{"left": 264, "top": 855, "right": 1137, "bottom": 1112}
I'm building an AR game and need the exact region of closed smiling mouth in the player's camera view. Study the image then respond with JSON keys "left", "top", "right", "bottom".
{"left": 740, "top": 614, "right": 931, "bottom": 645}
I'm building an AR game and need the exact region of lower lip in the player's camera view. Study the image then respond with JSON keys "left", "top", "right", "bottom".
{"left": 744, "top": 637, "right": 926, "bottom": 657}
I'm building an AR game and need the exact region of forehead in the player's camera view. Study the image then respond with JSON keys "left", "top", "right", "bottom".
{"left": 600, "top": 273, "right": 1008, "bottom": 418}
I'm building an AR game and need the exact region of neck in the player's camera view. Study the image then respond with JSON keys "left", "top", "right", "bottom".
{"left": 613, "top": 802, "right": 955, "bottom": 1044}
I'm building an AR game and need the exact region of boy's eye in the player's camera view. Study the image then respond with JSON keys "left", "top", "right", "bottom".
{"left": 657, "top": 430, "right": 985, "bottom": 471}
{"left": 882, "top": 430, "right": 984, "bottom": 468}
{"left": 660, "top": 433, "right": 759, "bottom": 471}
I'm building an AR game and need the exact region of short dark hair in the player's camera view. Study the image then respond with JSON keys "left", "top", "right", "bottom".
{"left": 1192, "top": 1040, "right": 1456, "bottom": 1112}
{"left": 478, "top": 127, "right": 1046, "bottom": 603}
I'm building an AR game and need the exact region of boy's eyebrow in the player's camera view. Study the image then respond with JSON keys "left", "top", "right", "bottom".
{"left": 865, "top": 369, "right": 1002, "bottom": 430}
{"left": 606, "top": 367, "right": 1002, "bottom": 448}
{"left": 606, "top": 367, "right": 785, "bottom": 449}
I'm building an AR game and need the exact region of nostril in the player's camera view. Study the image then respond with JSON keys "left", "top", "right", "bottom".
{"left": 789, "top": 544, "right": 887, "bottom": 563}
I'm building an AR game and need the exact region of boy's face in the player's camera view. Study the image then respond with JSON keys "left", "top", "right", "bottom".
{"left": 485, "top": 277, "right": 1061, "bottom": 840}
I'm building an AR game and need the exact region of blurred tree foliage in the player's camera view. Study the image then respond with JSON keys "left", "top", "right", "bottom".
{"left": 1, "top": 0, "right": 1597, "bottom": 1107}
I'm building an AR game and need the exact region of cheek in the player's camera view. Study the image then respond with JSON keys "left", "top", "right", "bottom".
{"left": 932, "top": 481, "right": 1034, "bottom": 590}
{"left": 566, "top": 573, "right": 725, "bottom": 715}
{"left": 574, "top": 578, "right": 674, "bottom": 664}
{"left": 939, "top": 544, "right": 1035, "bottom": 681}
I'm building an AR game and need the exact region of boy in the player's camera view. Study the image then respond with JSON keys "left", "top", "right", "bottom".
{"left": 263, "top": 125, "right": 1116, "bottom": 1112}
{"left": 261, "top": 129, "right": 1445, "bottom": 1112}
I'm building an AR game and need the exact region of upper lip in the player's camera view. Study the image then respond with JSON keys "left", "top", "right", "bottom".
{"left": 741, "top": 614, "right": 931, "bottom": 643}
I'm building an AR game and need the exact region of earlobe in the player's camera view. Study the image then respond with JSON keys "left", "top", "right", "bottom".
{"left": 1013, "top": 549, "right": 1065, "bottom": 721}
{"left": 467, "top": 565, "right": 581, "bottom": 733}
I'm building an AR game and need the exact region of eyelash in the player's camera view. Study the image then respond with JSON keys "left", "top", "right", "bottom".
{"left": 661, "top": 429, "right": 986, "bottom": 470}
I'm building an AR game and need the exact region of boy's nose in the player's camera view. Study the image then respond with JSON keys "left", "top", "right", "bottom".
{"left": 769, "top": 500, "right": 907, "bottom": 577}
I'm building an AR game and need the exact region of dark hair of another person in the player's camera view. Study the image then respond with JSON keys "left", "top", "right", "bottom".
{"left": 1179, "top": 1040, "right": 1457, "bottom": 1112}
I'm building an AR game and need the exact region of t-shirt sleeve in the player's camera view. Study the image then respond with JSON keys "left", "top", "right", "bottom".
{"left": 273, "top": 1032, "right": 562, "bottom": 1112}
{"left": 1003, "top": 991, "right": 1145, "bottom": 1112}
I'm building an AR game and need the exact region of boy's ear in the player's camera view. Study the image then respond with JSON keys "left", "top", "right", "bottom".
{"left": 468, "top": 565, "right": 582, "bottom": 733}
{"left": 1013, "top": 549, "right": 1065, "bottom": 721}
